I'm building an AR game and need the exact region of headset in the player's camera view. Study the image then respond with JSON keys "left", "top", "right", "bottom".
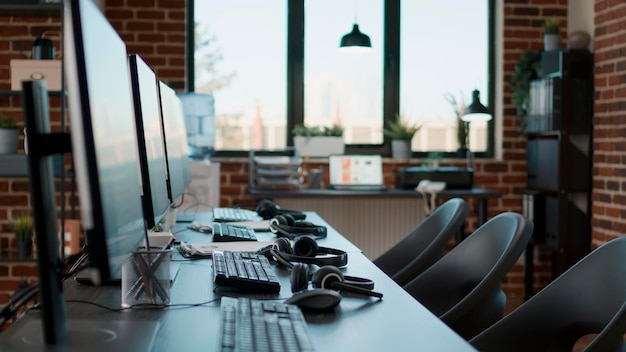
{"left": 269, "top": 214, "right": 327, "bottom": 240}
{"left": 290, "top": 262, "right": 382, "bottom": 299}
{"left": 258, "top": 236, "right": 348, "bottom": 268}
{"left": 256, "top": 199, "right": 306, "bottom": 220}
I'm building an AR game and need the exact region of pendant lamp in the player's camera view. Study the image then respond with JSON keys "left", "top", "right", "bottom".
{"left": 339, "top": 24, "right": 372, "bottom": 52}
{"left": 462, "top": 89, "right": 492, "bottom": 122}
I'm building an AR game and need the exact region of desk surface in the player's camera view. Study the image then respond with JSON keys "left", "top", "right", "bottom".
{"left": 3, "top": 213, "right": 476, "bottom": 351}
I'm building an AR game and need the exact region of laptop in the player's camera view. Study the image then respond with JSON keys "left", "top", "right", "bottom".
{"left": 328, "top": 155, "right": 387, "bottom": 191}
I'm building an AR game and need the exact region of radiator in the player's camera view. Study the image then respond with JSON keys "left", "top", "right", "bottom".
{"left": 273, "top": 198, "right": 427, "bottom": 260}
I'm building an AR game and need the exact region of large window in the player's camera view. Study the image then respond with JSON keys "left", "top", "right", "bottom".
{"left": 192, "top": 0, "right": 494, "bottom": 157}
{"left": 304, "top": 0, "right": 384, "bottom": 145}
{"left": 194, "top": 0, "right": 287, "bottom": 150}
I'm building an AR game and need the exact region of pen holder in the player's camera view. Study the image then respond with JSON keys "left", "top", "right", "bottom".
{"left": 121, "top": 249, "right": 172, "bottom": 307}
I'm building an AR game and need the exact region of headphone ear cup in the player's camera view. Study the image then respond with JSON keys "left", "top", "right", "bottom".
{"left": 281, "top": 213, "right": 296, "bottom": 226}
{"left": 256, "top": 199, "right": 278, "bottom": 219}
{"left": 311, "top": 266, "right": 344, "bottom": 289}
{"left": 292, "top": 236, "right": 318, "bottom": 257}
{"left": 290, "top": 263, "right": 310, "bottom": 293}
{"left": 273, "top": 237, "right": 292, "bottom": 254}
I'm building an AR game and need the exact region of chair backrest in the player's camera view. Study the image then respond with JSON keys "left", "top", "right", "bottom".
{"left": 470, "top": 236, "right": 626, "bottom": 352}
{"left": 403, "top": 211, "right": 533, "bottom": 340}
{"left": 373, "top": 198, "right": 470, "bottom": 286}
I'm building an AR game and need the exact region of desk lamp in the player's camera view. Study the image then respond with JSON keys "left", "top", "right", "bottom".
{"left": 462, "top": 89, "right": 492, "bottom": 169}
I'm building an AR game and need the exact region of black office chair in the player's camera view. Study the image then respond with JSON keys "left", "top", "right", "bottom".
{"left": 469, "top": 236, "right": 626, "bottom": 352}
{"left": 373, "top": 197, "right": 470, "bottom": 286}
{"left": 403, "top": 211, "right": 533, "bottom": 340}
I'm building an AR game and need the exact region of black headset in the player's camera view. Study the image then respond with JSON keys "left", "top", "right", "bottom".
{"left": 269, "top": 214, "right": 327, "bottom": 240}
{"left": 256, "top": 199, "right": 306, "bottom": 220}
{"left": 258, "top": 237, "right": 348, "bottom": 268}
{"left": 290, "top": 262, "right": 382, "bottom": 299}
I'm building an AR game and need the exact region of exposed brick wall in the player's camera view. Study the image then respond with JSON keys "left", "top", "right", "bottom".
{"left": 592, "top": 1, "right": 626, "bottom": 249}
{"left": 105, "top": 0, "right": 187, "bottom": 90}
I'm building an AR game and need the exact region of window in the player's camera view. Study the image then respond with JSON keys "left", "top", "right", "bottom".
{"left": 194, "top": 0, "right": 287, "bottom": 151}
{"left": 304, "top": 0, "right": 384, "bottom": 145}
{"left": 191, "top": 0, "right": 494, "bottom": 157}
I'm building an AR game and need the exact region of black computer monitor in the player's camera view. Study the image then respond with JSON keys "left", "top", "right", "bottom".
{"left": 65, "top": 0, "right": 146, "bottom": 285}
{"left": 129, "top": 54, "right": 170, "bottom": 230}
{"left": 157, "top": 81, "right": 191, "bottom": 204}
{"left": 1, "top": 1, "right": 158, "bottom": 348}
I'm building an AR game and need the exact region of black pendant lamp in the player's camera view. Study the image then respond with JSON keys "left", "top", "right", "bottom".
{"left": 339, "top": 24, "right": 372, "bottom": 51}
{"left": 462, "top": 89, "right": 492, "bottom": 122}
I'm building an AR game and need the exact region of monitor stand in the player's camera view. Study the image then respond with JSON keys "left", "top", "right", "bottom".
{"left": 0, "top": 312, "right": 159, "bottom": 351}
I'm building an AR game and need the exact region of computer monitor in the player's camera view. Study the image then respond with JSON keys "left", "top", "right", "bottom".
{"left": 158, "top": 81, "right": 191, "bottom": 204}
{"left": 128, "top": 54, "right": 170, "bottom": 230}
{"left": 65, "top": 0, "right": 146, "bottom": 285}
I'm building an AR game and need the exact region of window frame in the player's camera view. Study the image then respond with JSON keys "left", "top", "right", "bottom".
{"left": 188, "top": 0, "right": 495, "bottom": 159}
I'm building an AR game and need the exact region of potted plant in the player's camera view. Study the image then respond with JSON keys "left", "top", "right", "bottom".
{"left": 383, "top": 114, "right": 422, "bottom": 159}
{"left": 544, "top": 17, "right": 561, "bottom": 51}
{"left": 510, "top": 49, "right": 541, "bottom": 132}
{"left": 0, "top": 115, "right": 18, "bottom": 154}
{"left": 292, "top": 124, "right": 345, "bottom": 157}
{"left": 12, "top": 215, "right": 33, "bottom": 259}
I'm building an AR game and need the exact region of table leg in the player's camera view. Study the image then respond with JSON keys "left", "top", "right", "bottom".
{"left": 477, "top": 199, "right": 488, "bottom": 225}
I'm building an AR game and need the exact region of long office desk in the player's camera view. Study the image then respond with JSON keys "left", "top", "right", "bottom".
{"left": 4, "top": 212, "right": 477, "bottom": 351}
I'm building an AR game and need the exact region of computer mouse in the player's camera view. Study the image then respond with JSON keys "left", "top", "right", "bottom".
{"left": 285, "top": 289, "right": 341, "bottom": 311}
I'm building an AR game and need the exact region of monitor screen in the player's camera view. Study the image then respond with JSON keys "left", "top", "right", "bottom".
{"left": 158, "top": 81, "right": 191, "bottom": 204}
{"left": 129, "top": 54, "right": 170, "bottom": 230}
{"left": 65, "top": 0, "right": 146, "bottom": 282}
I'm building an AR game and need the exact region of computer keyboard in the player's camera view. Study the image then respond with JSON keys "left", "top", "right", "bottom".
{"left": 212, "top": 223, "right": 258, "bottom": 242}
{"left": 219, "top": 297, "right": 315, "bottom": 352}
{"left": 212, "top": 250, "right": 281, "bottom": 293}
{"left": 213, "top": 207, "right": 263, "bottom": 222}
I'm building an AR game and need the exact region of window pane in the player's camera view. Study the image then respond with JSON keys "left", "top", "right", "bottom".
{"left": 400, "top": 0, "right": 489, "bottom": 153}
{"left": 305, "top": 0, "right": 384, "bottom": 144}
{"left": 194, "top": 1, "right": 287, "bottom": 150}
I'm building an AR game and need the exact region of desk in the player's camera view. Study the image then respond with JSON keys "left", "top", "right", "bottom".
{"left": 250, "top": 188, "right": 501, "bottom": 256}
{"left": 1, "top": 212, "right": 476, "bottom": 351}
{"left": 250, "top": 187, "right": 501, "bottom": 226}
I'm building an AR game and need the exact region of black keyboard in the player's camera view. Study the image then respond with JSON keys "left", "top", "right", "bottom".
{"left": 212, "top": 223, "right": 258, "bottom": 242}
{"left": 212, "top": 251, "right": 281, "bottom": 293}
{"left": 213, "top": 207, "right": 263, "bottom": 222}
{"left": 219, "top": 297, "right": 315, "bottom": 352}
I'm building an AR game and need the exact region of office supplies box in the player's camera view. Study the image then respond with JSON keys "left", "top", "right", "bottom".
{"left": 398, "top": 166, "right": 474, "bottom": 189}
{"left": 10, "top": 59, "right": 62, "bottom": 91}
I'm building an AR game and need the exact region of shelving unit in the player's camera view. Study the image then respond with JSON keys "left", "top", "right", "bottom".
{"left": 523, "top": 49, "right": 593, "bottom": 298}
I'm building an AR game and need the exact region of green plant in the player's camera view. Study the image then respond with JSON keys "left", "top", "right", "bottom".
{"left": 510, "top": 49, "right": 542, "bottom": 129}
{"left": 383, "top": 114, "right": 422, "bottom": 140}
{"left": 12, "top": 215, "right": 33, "bottom": 242}
{"left": 0, "top": 116, "right": 17, "bottom": 129}
{"left": 544, "top": 17, "right": 560, "bottom": 35}
{"left": 444, "top": 93, "right": 469, "bottom": 149}
{"left": 292, "top": 124, "right": 344, "bottom": 137}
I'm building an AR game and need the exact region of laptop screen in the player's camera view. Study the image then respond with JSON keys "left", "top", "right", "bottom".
{"left": 329, "top": 155, "right": 384, "bottom": 189}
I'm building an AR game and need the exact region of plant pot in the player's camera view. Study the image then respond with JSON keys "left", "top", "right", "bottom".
{"left": 17, "top": 240, "right": 32, "bottom": 259}
{"left": 0, "top": 128, "right": 18, "bottom": 154}
{"left": 294, "top": 136, "right": 344, "bottom": 157}
{"left": 391, "top": 139, "right": 412, "bottom": 159}
{"left": 544, "top": 34, "right": 561, "bottom": 51}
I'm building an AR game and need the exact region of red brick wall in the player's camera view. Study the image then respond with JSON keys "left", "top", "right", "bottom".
{"left": 591, "top": 1, "right": 626, "bottom": 249}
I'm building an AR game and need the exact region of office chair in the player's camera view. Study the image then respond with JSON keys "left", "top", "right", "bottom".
{"left": 469, "top": 236, "right": 626, "bottom": 352}
{"left": 373, "top": 198, "right": 470, "bottom": 286}
{"left": 403, "top": 212, "right": 533, "bottom": 340}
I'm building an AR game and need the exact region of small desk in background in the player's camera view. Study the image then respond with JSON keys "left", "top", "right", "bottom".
{"left": 249, "top": 187, "right": 502, "bottom": 258}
